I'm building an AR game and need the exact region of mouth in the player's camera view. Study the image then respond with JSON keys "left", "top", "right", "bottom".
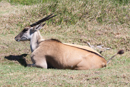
{"left": 15, "top": 38, "right": 30, "bottom": 42}
{"left": 15, "top": 37, "right": 30, "bottom": 42}
{"left": 15, "top": 38, "right": 20, "bottom": 42}
{"left": 15, "top": 39, "right": 20, "bottom": 42}
{"left": 17, "top": 39, "right": 20, "bottom": 42}
{"left": 21, "top": 37, "right": 30, "bottom": 41}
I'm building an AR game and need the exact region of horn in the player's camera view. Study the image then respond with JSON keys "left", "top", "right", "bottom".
{"left": 30, "top": 14, "right": 56, "bottom": 27}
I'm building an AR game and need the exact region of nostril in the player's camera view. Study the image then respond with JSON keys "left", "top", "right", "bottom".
{"left": 15, "top": 37, "right": 19, "bottom": 41}
{"left": 15, "top": 37, "right": 17, "bottom": 40}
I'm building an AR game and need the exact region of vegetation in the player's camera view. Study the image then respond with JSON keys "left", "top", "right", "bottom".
{"left": 0, "top": 0, "right": 130, "bottom": 86}
{"left": 7, "top": 0, "right": 130, "bottom": 5}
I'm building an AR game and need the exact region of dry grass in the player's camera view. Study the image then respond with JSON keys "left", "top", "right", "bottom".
{"left": 0, "top": 62, "right": 130, "bottom": 86}
{"left": 0, "top": 1, "right": 130, "bottom": 87}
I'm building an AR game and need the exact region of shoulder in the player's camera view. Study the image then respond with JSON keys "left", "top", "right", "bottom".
{"left": 46, "top": 39, "right": 62, "bottom": 43}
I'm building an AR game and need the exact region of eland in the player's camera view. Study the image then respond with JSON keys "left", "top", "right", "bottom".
{"left": 15, "top": 14, "right": 124, "bottom": 70}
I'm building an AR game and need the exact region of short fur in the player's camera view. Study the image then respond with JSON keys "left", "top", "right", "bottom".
{"left": 15, "top": 14, "right": 123, "bottom": 70}
{"left": 31, "top": 39, "right": 107, "bottom": 70}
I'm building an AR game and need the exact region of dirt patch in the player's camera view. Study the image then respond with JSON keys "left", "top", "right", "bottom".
{"left": 0, "top": 1, "right": 11, "bottom": 9}
{"left": 0, "top": 1, "right": 32, "bottom": 16}
{"left": 0, "top": 45, "right": 8, "bottom": 49}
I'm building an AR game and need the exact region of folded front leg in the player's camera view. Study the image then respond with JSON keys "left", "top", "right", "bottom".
{"left": 27, "top": 63, "right": 47, "bottom": 68}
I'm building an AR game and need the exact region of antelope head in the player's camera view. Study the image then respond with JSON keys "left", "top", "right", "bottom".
{"left": 15, "top": 14, "right": 56, "bottom": 42}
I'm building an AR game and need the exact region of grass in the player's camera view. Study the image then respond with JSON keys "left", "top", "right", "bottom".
{"left": 1, "top": 0, "right": 129, "bottom": 49}
{"left": 7, "top": 0, "right": 54, "bottom": 5}
{"left": 0, "top": 0, "right": 130, "bottom": 86}
{"left": 0, "top": 63, "right": 130, "bottom": 87}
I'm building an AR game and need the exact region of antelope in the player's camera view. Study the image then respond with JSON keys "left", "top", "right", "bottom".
{"left": 15, "top": 14, "right": 124, "bottom": 70}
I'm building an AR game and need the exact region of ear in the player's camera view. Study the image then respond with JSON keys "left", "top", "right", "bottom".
{"left": 34, "top": 23, "right": 46, "bottom": 31}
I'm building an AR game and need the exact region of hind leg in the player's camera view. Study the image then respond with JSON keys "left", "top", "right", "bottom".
{"left": 72, "top": 59, "right": 90, "bottom": 70}
{"left": 74, "top": 58, "right": 98, "bottom": 70}
{"left": 74, "top": 58, "right": 104, "bottom": 70}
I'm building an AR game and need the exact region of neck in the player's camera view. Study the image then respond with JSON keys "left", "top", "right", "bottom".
{"left": 30, "top": 30, "right": 44, "bottom": 52}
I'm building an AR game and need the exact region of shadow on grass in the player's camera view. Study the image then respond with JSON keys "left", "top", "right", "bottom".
{"left": 4, "top": 54, "right": 28, "bottom": 67}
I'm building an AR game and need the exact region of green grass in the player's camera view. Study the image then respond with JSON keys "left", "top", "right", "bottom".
{"left": 7, "top": 0, "right": 130, "bottom": 5}
{"left": 6, "top": 0, "right": 130, "bottom": 25}
{"left": 6, "top": 0, "right": 129, "bottom": 49}
{"left": 0, "top": 0, "right": 130, "bottom": 86}
{"left": 7, "top": 0, "right": 57, "bottom": 5}
{"left": 111, "top": 0, "right": 130, "bottom": 5}
{"left": 0, "top": 63, "right": 130, "bottom": 87}
{"left": 33, "top": 0, "right": 130, "bottom": 25}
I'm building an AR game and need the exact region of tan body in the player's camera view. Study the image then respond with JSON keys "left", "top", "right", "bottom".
{"left": 31, "top": 39, "right": 107, "bottom": 70}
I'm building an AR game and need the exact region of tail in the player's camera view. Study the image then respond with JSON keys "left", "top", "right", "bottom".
{"left": 107, "top": 50, "right": 124, "bottom": 64}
